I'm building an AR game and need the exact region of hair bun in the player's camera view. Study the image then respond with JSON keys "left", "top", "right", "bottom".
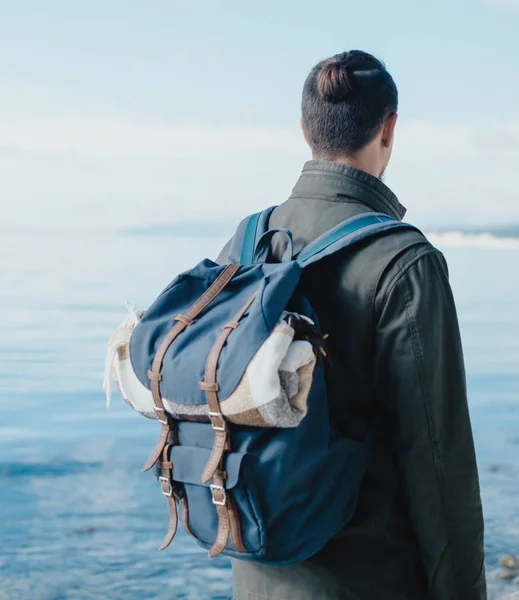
{"left": 316, "top": 60, "right": 353, "bottom": 103}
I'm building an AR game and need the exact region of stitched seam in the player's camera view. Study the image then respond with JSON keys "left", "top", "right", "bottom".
{"left": 371, "top": 241, "right": 429, "bottom": 323}
{"left": 381, "top": 246, "right": 439, "bottom": 307}
{"left": 402, "top": 273, "right": 461, "bottom": 599}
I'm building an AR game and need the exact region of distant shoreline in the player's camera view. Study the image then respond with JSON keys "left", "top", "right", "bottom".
{"left": 430, "top": 226, "right": 519, "bottom": 239}
{"left": 427, "top": 231, "right": 519, "bottom": 249}
{"left": 122, "top": 222, "right": 519, "bottom": 240}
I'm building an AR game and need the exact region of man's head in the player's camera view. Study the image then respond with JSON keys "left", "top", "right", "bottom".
{"left": 301, "top": 50, "right": 398, "bottom": 179}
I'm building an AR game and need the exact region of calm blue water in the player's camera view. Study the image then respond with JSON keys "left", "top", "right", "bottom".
{"left": 0, "top": 229, "right": 518, "bottom": 600}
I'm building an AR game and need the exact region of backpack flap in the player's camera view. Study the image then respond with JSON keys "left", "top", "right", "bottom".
{"left": 129, "top": 259, "right": 302, "bottom": 409}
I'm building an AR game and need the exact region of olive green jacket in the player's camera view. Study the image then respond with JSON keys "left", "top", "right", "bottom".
{"left": 219, "top": 160, "right": 486, "bottom": 600}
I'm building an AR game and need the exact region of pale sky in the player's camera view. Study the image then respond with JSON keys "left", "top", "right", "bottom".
{"left": 1, "top": 0, "right": 518, "bottom": 232}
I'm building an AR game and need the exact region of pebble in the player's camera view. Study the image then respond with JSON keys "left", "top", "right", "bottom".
{"left": 497, "top": 570, "right": 517, "bottom": 580}
{"left": 500, "top": 555, "right": 519, "bottom": 570}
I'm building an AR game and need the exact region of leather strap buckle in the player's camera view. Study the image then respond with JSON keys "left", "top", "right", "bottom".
{"left": 154, "top": 406, "right": 169, "bottom": 425}
{"left": 159, "top": 476, "right": 173, "bottom": 497}
{"left": 210, "top": 484, "right": 227, "bottom": 506}
{"left": 208, "top": 411, "right": 226, "bottom": 431}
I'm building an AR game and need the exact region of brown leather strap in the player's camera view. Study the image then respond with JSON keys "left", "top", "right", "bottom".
{"left": 159, "top": 484, "right": 193, "bottom": 547}
{"left": 179, "top": 494, "right": 193, "bottom": 537}
{"left": 227, "top": 494, "right": 247, "bottom": 553}
{"left": 208, "top": 504, "right": 231, "bottom": 558}
{"left": 143, "top": 264, "right": 241, "bottom": 472}
{"left": 145, "top": 422, "right": 171, "bottom": 473}
{"left": 158, "top": 431, "right": 195, "bottom": 550}
{"left": 200, "top": 294, "right": 256, "bottom": 557}
{"left": 200, "top": 293, "right": 256, "bottom": 484}
{"left": 174, "top": 314, "right": 194, "bottom": 326}
{"left": 208, "top": 504, "right": 229, "bottom": 558}
{"left": 202, "top": 430, "right": 228, "bottom": 484}
{"left": 208, "top": 471, "right": 231, "bottom": 558}
{"left": 206, "top": 472, "right": 246, "bottom": 556}
{"left": 158, "top": 443, "right": 178, "bottom": 551}
{"left": 159, "top": 495, "right": 178, "bottom": 551}
{"left": 201, "top": 292, "right": 257, "bottom": 416}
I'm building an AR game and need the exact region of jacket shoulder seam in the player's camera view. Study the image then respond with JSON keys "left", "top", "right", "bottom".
{"left": 379, "top": 244, "right": 440, "bottom": 307}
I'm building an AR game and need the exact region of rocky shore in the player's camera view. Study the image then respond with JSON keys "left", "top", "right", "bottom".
{"left": 495, "top": 555, "right": 519, "bottom": 599}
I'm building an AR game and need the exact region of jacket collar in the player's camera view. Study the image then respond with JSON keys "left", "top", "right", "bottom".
{"left": 289, "top": 160, "right": 407, "bottom": 221}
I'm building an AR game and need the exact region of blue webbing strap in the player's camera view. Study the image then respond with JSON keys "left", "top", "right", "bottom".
{"left": 228, "top": 212, "right": 260, "bottom": 264}
{"left": 230, "top": 210, "right": 419, "bottom": 268}
{"left": 240, "top": 211, "right": 263, "bottom": 265}
{"left": 296, "top": 213, "right": 419, "bottom": 268}
{"left": 228, "top": 206, "right": 277, "bottom": 265}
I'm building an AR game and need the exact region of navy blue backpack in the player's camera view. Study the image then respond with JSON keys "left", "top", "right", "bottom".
{"left": 125, "top": 208, "right": 413, "bottom": 566}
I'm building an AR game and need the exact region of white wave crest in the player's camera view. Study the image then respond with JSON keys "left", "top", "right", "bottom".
{"left": 426, "top": 231, "right": 519, "bottom": 249}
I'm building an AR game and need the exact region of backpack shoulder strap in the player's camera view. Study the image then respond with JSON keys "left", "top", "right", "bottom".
{"left": 296, "top": 212, "right": 421, "bottom": 268}
{"left": 228, "top": 206, "right": 277, "bottom": 265}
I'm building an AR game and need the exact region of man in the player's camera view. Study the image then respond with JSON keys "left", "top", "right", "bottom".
{"left": 219, "top": 50, "right": 487, "bottom": 600}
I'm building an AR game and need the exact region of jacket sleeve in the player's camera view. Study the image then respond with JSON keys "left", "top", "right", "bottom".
{"left": 375, "top": 249, "right": 487, "bottom": 600}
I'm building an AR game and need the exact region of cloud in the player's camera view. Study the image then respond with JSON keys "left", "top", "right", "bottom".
{"left": 0, "top": 145, "right": 26, "bottom": 156}
{"left": 1, "top": 116, "right": 519, "bottom": 230}
{"left": 0, "top": 118, "right": 302, "bottom": 159}
{"left": 390, "top": 119, "right": 519, "bottom": 227}
{"left": 483, "top": 0, "right": 519, "bottom": 9}
{"left": 0, "top": 118, "right": 308, "bottom": 230}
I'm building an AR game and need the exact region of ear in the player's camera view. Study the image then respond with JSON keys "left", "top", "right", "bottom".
{"left": 300, "top": 116, "right": 311, "bottom": 147}
{"left": 381, "top": 113, "right": 398, "bottom": 149}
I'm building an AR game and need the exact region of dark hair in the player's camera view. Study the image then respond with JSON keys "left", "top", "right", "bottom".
{"left": 301, "top": 50, "right": 398, "bottom": 157}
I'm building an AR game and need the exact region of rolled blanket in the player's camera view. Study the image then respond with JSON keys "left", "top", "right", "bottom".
{"left": 104, "top": 307, "right": 317, "bottom": 428}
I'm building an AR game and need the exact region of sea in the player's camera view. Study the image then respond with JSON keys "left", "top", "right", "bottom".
{"left": 0, "top": 227, "right": 518, "bottom": 600}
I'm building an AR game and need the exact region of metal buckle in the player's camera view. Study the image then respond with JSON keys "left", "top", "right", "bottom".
{"left": 210, "top": 484, "right": 227, "bottom": 506}
{"left": 208, "top": 411, "right": 226, "bottom": 432}
{"left": 159, "top": 476, "right": 173, "bottom": 497}
{"left": 154, "top": 406, "right": 168, "bottom": 426}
